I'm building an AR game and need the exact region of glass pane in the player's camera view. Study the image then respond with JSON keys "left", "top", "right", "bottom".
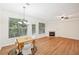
{"left": 9, "top": 18, "right": 27, "bottom": 38}
{"left": 39, "top": 23, "right": 45, "bottom": 34}
{"left": 32, "top": 24, "right": 36, "bottom": 35}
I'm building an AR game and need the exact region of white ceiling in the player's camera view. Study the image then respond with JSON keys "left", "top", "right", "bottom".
{"left": 0, "top": 3, "right": 79, "bottom": 20}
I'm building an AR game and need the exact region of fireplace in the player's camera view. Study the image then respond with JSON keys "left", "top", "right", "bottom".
{"left": 49, "top": 32, "right": 55, "bottom": 36}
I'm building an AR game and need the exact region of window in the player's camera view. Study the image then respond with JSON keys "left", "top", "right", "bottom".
{"left": 39, "top": 23, "right": 45, "bottom": 34}
{"left": 32, "top": 24, "right": 36, "bottom": 35}
{"left": 9, "top": 18, "right": 27, "bottom": 38}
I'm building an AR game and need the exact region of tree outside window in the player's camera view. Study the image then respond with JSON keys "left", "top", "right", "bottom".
{"left": 9, "top": 18, "right": 27, "bottom": 38}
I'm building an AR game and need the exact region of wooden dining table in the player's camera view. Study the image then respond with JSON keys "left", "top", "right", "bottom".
{"left": 0, "top": 36, "right": 34, "bottom": 55}
{"left": 16, "top": 37, "right": 33, "bottom": 55}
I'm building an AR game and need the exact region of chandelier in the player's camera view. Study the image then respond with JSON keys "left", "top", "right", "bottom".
{"left": 18, "top": 3, "right": 30, "bottom": 25}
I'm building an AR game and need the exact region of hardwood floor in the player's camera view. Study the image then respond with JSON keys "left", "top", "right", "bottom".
{"left": 0, "top": 36, "right": 79, "bottom": 55}
{"left": 0, "top": 45, "right": 16, "bottom": 55}
{"left": 35, "top": 37, "right": 79, "bottom": 55}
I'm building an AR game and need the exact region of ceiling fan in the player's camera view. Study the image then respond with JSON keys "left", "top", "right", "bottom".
{"left": 57, "top": 14, "right": 79, "bottom": 20}
{"left": 57, "top": 15, "right": 69, "bottom": 20}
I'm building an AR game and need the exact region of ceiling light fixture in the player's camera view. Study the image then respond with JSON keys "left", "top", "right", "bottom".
{"left": 18, "top": 3, "right": 30, "bottom": 25}
{"left": 61, "top": 16, "right": 69, "bottom": 20}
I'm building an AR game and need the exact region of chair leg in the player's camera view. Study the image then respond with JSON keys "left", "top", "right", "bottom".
{"left": 18, "top": 52, "right": 23, "bottom": 55}
{"left": 31, "top": 46, "right": 37, "bottom": 55}
{"left": 17, "top": 49, "right": 23, "bottom": 55}
{"left": 31, "top": 48, "right": 35, "bottom": 55}
{"left": 31, "top": 40, "right": 36, "bottom": 55}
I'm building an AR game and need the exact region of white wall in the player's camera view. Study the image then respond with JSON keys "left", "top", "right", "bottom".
{"left": 0, "top": 8, "right": 48, "bottom": 47}
{"left": 27, "top": 16, "right": 48, "bottom": 39}
{"left": 47, "top": 18, "right": 79, "bottom": 40}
